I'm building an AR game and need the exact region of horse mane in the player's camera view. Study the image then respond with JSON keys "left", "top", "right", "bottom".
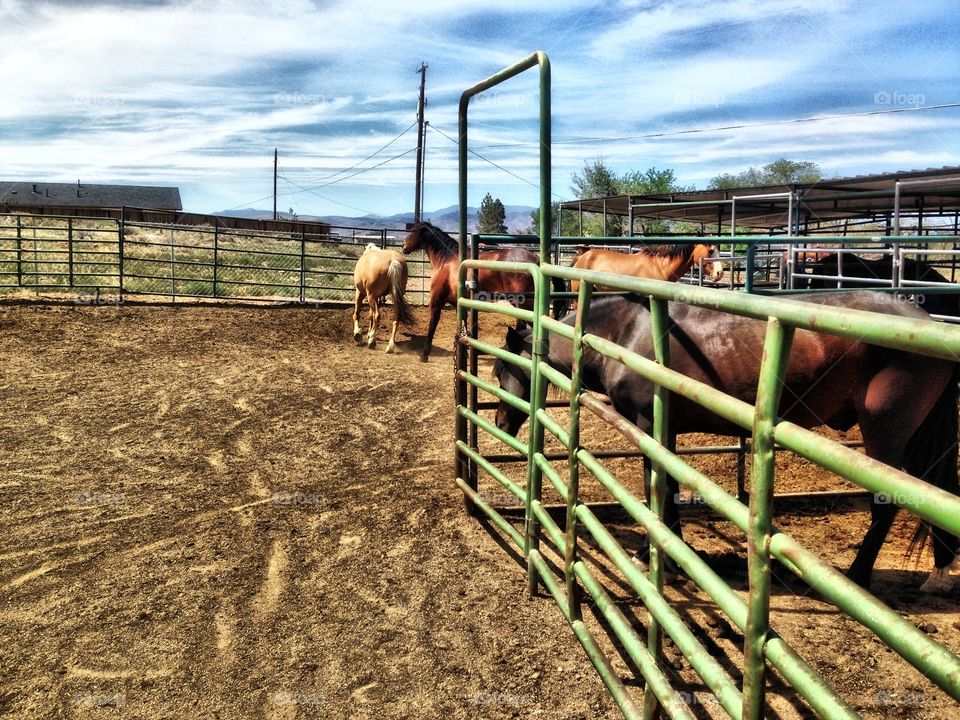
{"left": 413, "top": 221, "right": 458, "bottom": 259}
{"left": 634, "top": 243, "right": 696, "bottom": 258}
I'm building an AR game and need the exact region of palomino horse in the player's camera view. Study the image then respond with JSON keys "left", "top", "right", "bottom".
{"left": 493, "top": 292, "right": 958, "bottom": 592}
{"left": 352, "top": 244, "right": 415, "bottom": 353}
{"left": 401, "top": 221, "right": 567, "bottom": 362}
{"left": 570, "top": 243, "right": 724, "bottom": 296}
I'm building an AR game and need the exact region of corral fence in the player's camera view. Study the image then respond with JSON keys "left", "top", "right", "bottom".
{"left": 0, "top": 209, "right": 431, "bottom": 305}
{"left": 453, "top": 51, "right": 960, "bottom": 720}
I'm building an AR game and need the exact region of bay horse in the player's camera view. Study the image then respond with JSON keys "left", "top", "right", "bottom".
{"left": 569, "top": 243, "right": 724, "bottom": 297}
{"left": 352, "top": 244, "right": 415, "bottom": 353}
{"left": 492, "top": 292, "right": 959, "bottom": 592}
{"left": 401, "top": 221, "right": 568, "bottom": 362}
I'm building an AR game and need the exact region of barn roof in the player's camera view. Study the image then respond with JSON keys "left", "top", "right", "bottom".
{"left": 0, "top": 181, "right": 182, "bottom": 211}
{"left": 559, "top": 165, "right": 960, "bottom": 233}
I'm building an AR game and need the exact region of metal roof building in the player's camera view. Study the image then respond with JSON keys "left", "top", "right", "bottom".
{"left": 0, "top": 181, "right": 182, "bottom": 215}
{"left": 559, "top": 166, "right": 960, "bottom": 236}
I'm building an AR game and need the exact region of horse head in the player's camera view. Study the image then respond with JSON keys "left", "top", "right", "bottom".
{"left": 492, "top": 322, "right": 534, "bottom": 436}
{"left": 694, "top": 244, "right": 724, "bottom": 283}
{"left": 401, "top": 222, "right": 425, "bottom": 255}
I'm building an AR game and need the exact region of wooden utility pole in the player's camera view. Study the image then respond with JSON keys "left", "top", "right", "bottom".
{"left": 413, "top": 62, "right": 428, "bottom": 223}
{"left": 273, "top": 148, "right": 278, "bottom": 220}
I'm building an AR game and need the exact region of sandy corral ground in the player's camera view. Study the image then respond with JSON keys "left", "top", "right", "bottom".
{"left": 0, "top": 300, "right": 958, "bottom": 719}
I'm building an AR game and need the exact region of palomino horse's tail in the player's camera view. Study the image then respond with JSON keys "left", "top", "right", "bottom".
{"left": 387, "top": 259, "right": 415, "bottom": 326}
{"left": 905, "top": 363, "right": 959, "bottom": 583}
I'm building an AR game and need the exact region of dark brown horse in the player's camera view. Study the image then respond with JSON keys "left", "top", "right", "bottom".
{"left": 493, "top": 292, "right": 959, "bottom": 592}
{"left": 794, "top": 249, "right": 960, "bottom": 319}
{"left": 401, "top": 221, "right": 567, "bottom": 362}
{"left": 570, "top": 243, "right": 724, "bottom": 296}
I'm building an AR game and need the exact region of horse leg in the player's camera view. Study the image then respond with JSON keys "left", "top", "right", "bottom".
{"left": 420, "top": 303, "right": 442, "bottom": 362}
{"left": 385, "top": 306, "right": 399, "bottom": 354}
{"left": 848, "top": 371, "right": 936, "bottom": 588}
{"left": 640, "top": 455, "right": 682, "bottom": 575}
{"left": 352, "top": 286, "right": 364, "bottom": 343}
{"left": 366, "top": 292, "right": 379, "bottom": 348}
{"left": 846, "top": 489, "right": 900, "bottom": 589}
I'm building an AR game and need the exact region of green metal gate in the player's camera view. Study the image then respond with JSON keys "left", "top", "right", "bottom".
{"left": 453, "top": 52, "right": 960, "bottom": 719}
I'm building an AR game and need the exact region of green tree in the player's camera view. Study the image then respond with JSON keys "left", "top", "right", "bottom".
{"left": 476, "top": 193, "right": 507, "bottom": 234}
{"left": 527, "top": 201, "right": 580, "bottom": 236}
{"left": 570, "top": 158, "right": 620, "bottom": 200}
{"left": 570, "top": 159, "right": 692, "bottom": 236}
{"left": 709, "top": 158, "right": 822, "bottom": 189}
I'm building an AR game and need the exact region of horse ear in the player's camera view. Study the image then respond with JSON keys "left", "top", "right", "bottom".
{"left": 506, "top": 321, "right": 530, "bottom": 350}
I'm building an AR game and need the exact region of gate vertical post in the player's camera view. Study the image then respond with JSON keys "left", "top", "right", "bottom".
{"left": 742, "top": 317, "right": 794, "bottom": 720}
{"left": 642, "top": 295, "right": 671, "bottom": 720}
{"left": 67, "top": 217, "right": 74, "bottom": 288}
{"left": 119, "top": 208, "right": 125, "bottom": 301}
{"left": 299, "top": 229, "right": 307, "bottom": 303}
{"left": 16, "top": 215, "right": 22, "bottom": 287}
{"left": 213, "top": 216, "right": 219, "bottom": 298}
{"left": 467, "top": 234, "right": 480, "bottom": 490}
{"left": 564, "top": 279, "right": 593, "bottom": 618}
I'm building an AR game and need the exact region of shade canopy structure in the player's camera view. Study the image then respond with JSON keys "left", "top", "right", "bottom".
{"left": 558, "top": 166, "right": 960, "bottom": 236}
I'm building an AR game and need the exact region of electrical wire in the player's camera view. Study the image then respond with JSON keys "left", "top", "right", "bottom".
{"left": 474, "top": 101, "right": 960, "bottom": 149}
{"left": 294, "top": 120, "right": 418, "bottom": 185}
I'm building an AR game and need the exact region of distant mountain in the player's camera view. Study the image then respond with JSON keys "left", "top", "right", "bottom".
{"left": 217, "top": 204, "right": 537, "bottom": 234}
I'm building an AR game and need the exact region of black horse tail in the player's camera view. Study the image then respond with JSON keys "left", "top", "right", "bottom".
{"left": 387, "top": 260, "right": 415, "bottom": 326}
{"left": 905, "top": 363, "right": 959, "bottom": 570}
{"left": 550, "top": 275, "right": 570, "bottom": 319}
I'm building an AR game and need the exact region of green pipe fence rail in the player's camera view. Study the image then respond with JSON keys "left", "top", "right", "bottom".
{"left": 0, "top": 211, "right": 431, "bottom": 305}
{"left": 456, "top": 260, "right": 960, "bottom": 719}
{"left": 453, "top": 51, "right": 960, "bottom": 720}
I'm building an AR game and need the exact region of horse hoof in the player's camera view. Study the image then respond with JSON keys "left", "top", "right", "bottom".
{"left": 920, "top": 567, "right": 955, "bottom": 593}
{"left": 367, "top": 340, "right": 377, "bottom": 349}
{"left": 353, "top": 332, "right": 363, "bottom": 344}
{"left": 384, "top": 345, "right": 395, "bottom": 354}
{"left": 419, "top": 354, "right": 429, "bottom": 363}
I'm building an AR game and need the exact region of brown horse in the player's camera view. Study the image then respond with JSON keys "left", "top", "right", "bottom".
{"left": 352, "top": 244, "right": 415, "bottom": 353}
{"left": 494, "top": 292, "right": 959, "bottom": 592}
{"left": 401, "top": 221, "right": 567, "bottom": 362}
{"left": 570, "top": 243, "right": 724, "bottom": 296}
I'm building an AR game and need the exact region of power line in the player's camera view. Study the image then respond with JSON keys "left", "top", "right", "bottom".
{"left": 295, "top": 120, "right": 418, "bottom": 185}
{"left": 474, "top": 101, "right": 960, "bottom": 149}
{"left": 290, "top": 146, "right": 419, "bottom": 192}
{"left": 277, "top": 173, "right": 380, "bottom": 216}
{"left": 428, "top": 124, "right": 545, "bottom": 190}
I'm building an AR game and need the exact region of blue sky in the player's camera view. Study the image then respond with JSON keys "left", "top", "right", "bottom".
{"left": 1, "top": 0, "right": 958, "bottom": 217}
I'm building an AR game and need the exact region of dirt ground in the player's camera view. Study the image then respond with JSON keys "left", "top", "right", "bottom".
{"left": 1, "top": 300, "right": 958, "bottom": 719}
